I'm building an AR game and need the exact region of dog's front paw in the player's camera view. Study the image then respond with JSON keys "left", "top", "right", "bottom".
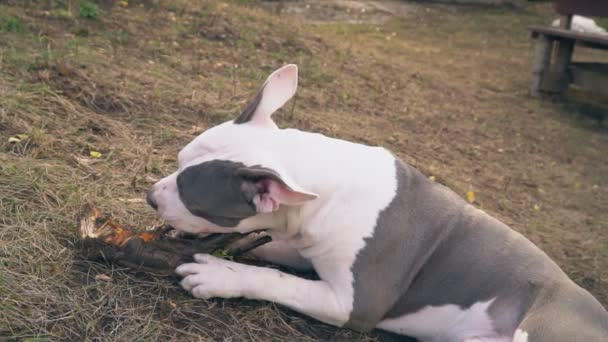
{"left": 175, "top": 254, "right": 245, "bottom": 299}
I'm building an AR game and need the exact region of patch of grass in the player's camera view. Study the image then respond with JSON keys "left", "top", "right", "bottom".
{"left": 72, "top": 25, "right": 90, "bottom": 37}
{"left": 0, "top": 16, "right": 22, "bottom": 32}
{"left": 106, "top": 29, "right": 132, "bottom": 45}
{"left": 32, "top": 49, "right": 53, "bottom": 70}
{"left": 79, "top": 1, "right": 99, "bottom": 19}
{"left": 54, "top": 8, "right": 75, "bottom": 20}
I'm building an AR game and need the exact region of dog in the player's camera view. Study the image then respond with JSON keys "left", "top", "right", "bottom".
{"left": 147, "top": 65, "right": 608, "bottom": 341}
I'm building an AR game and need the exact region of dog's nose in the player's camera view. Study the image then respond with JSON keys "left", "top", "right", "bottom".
{"left": 146, "top": 190, "right": 158, "bottom": 210}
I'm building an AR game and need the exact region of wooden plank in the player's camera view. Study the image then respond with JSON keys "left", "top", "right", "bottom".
{"left": 530, "top": 26, "right": 608, "bottom": 51}
{"left": 555, "top": 0, "right": 608, "bottom": 18}
{"left": 558, "top": 14, "right": 573, "bottom": 29}
{"left": 529, "top": 1, "right": 608, "bottom": 98}
{"left": 530, "top": 27, "right": 608, "bottom": 46}
{"left": 552, "top": 39, "right": 574, "bottom": 92}
{"left": 531, "top": 35, "right": 553, "bottom": 96}
{"left": 569, "top": 62, "right": 608, "bottom": 97}
{"left": 546, "top": 15, "right": 575, "bottom": 93}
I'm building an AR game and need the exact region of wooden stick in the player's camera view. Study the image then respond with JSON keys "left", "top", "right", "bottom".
{"left": 77, "top": 204, "right": 272, "bottom": 275}
{"left": 229, "top": 235, "right": 273, "bottom": 256}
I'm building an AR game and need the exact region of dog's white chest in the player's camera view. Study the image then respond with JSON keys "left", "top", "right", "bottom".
{"left": 377, "top": 298, "right": 507, "bottom": 342}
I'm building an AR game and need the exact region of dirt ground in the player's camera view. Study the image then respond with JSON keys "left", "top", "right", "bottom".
{"left": 1, "top": 0, "right": 607, "bottom": 340}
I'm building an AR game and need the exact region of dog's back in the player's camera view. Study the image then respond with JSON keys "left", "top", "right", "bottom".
{"left": 349, "top": 159, "right": 608, "bottom": 340}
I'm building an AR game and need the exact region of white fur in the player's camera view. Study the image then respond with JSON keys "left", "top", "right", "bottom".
{"left": 376, "top": 298, "right": 509, "bottom": 342}
{"left": 251, "top": 64, "right": 298, "bottom": 127}
{"left": 177, "top": 254, "right": 347, "bottom": 326}
{"left": 170, "top": 128, "right": 398, "bottom": 326}
{"left": 512, "top": 329, "right": 529, "bottom": 342}
{"left": 552, "top": 15, "right": 607, "bottom": 35}
{"left": 153, "top": 64, "right": 398, "bottom": 327}
{"left": 243, "top": 237, "right": 313, "bottom": 270}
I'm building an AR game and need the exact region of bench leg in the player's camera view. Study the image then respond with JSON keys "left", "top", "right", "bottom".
{"left": 530, "top": 35, "right": 553, "bottom": 97}
{"left": 552, "top": 40, "right": 574, "bottom": 92}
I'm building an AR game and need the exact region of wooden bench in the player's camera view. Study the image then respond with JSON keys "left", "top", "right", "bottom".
{"left": 529, "top": 0, "right": 608, "bottom": 97}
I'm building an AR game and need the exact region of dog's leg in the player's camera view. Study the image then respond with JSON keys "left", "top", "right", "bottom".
{"left": 513, "top": 286, "right": 608, "bottom": 342}
{"left": 229, "top": 234, "right": 312, "bottom": 270}
{"left": 176, "top": 254, "right": 350, "bottom": 326}
{"left": 250, "top": 241, "right": 313, "bottom": 270}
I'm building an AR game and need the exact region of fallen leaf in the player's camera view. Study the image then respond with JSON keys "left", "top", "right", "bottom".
{"left": 466, "top": 191, "right": 476, "bottom": 204}
{"left": 90, "top": 151, "right": 102, "bottom": 158}
{"left": 95, "top": 273, "right": 112, "bottom": 282}
{"left": 8, "top": 134, "right": 28, "bottom": 143}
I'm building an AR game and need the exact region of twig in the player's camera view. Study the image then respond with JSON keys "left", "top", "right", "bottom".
{"left": 77, "top": 204, "right": 272, "bottom": 275}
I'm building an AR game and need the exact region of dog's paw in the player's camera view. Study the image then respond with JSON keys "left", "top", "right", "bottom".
{"left": 175, "top": 254, "right": 245, "bottom": 299}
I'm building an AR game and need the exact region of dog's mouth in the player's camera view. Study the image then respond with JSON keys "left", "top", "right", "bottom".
{"left": 163, "top": 215, "right": 236, "bottom": 235}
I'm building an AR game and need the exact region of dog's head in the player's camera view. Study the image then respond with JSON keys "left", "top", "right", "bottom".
{"left": 147, "top": 65, "right": 318, "bottom": 234}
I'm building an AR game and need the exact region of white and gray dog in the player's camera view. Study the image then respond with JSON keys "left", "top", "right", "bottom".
{"left": 147, "top": 65, "right": 608, "bottom": 341}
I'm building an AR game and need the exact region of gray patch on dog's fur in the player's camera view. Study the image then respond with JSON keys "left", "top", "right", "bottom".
{"left": 345, "top": 158, "right": 608, "bottom": 339}
{"left": 345, "top": 158, "right": 466, "bottom": 332}
{"left": 234, "top": 85, "right": 264, "bottom": 124}
{"left": 516, "top": 283, "right": 608, "bottom": 341}
{"left": 177, "top": 160, "right": 284, "bottom": 227}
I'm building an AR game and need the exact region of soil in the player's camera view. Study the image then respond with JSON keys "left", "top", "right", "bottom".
{"left": 260, "top": 0, "right": 416, "bottom": 24}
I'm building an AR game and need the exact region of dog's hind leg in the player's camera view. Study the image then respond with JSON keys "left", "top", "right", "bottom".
{"left": 514, "top": 285, "right": 608, "bottom": 342}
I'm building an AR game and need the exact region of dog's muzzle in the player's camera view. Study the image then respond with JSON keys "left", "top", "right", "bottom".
{"left": 146, "top": 189, "right": 158, "bottom": 210}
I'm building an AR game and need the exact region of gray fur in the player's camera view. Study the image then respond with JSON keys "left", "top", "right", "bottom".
{"left": 234, "top": 85, "right": 264, "bottom": 124}
{"left": 346, "top": 158, "right": 608, "bottom": 340}
{"left": 177, "top": 160, "right": 283, "bottom": 227}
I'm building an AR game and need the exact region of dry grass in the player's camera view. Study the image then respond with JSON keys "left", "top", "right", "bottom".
{"left": 1, "top": 0, "right": 607, "bottom": 340}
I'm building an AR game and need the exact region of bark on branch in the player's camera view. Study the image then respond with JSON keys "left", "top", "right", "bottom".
{"left": 77, "top": 204, "right": 271, "bottom": 275}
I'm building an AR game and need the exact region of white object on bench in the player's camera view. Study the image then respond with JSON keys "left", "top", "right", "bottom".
{"left": 552, "top": 15, "right": 607, "bottom": 35}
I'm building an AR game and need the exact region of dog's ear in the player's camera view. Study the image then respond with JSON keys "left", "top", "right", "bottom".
{"left": 236, "top": 165, "right": 317, "bottom": 213}
{"left": 234, "top": 64, "right": 298, "bottom": 127}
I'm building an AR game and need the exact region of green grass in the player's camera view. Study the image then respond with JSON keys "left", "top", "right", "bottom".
{"left": 79, "top": 1, "right": 99, "bottom": 19}
{"left": 0, "top": 16, "right": 22, "bottom": 32}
